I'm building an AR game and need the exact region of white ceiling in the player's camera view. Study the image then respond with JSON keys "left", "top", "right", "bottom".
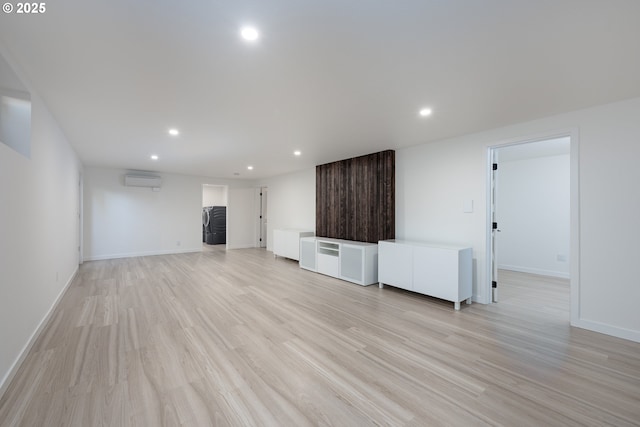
{"left": 1, "top": 0, "right": 640, "bottom": 180}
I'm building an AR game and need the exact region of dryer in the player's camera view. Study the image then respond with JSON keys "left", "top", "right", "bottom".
{"left": 203, "top": 206, "right": 214, "bottom": 244}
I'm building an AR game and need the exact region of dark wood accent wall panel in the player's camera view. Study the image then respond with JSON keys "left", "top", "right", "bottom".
{"left": 316, "top": 150, "right": 394, "bottom": 243}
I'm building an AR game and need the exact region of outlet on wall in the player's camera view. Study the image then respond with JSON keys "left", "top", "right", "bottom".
{"left": 176, "top": 241, "right": 181, "bottom": 246}
{"left": 557, "top": 254, "right": 567, "bottom": 262}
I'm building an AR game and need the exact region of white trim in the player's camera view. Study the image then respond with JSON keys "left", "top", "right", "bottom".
{"left": 255, "top": 187, "right": 263, "bottom": 248}
{"left": 84, "top": 248, "right": 202, "bottom": 261}
{"left": 484, "top": 149, "right": 494, "bottom": 304}
{"left": 573, "top": 319, "right": 640, "bottom": 343}
{"left": 485, "top": 128, "right": 580, "bottom": 316}
{"left": 258, "top": 186, "right": 268, "bottom": 248}
{"left": 0, "top": 266, "right": 78, "bottom": 399}
{"left": 79, "top": 171, "right": 84, "bottom": 265}
{"left": 498, "top": 265, "right": 570, "bottom": 280}
{"left": 226, "top": 244, "right": 256, "bottom": 250}
{"left": 568, "top": 128, "right": 581, "bottom": 329}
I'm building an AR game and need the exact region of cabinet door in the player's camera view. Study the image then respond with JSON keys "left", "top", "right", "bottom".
{"left": 299, "top": 239, "right": 316, "bottom": 271}
{"left": 378, "top": 242, "right": 413, "bottom": 290}
{"left": 317, "top": 253, "right": 340, "bottom": 277}
{"left": 284, "top": 232, "right": 300, "bottom": 260}
{"left": 273, "top": 230, "right": 285, "bottom": 256}
{"left": 340, "top": 245, "right": 363, "bottom": 283}
{"left": 413, "top": 247, "right": 459, "bottom": 301}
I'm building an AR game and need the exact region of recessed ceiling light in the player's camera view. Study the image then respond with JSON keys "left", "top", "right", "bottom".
{"left": 419, "top": 108, "right": 432, "bottom": 117}
{"left": 168, "top": 128, "right": 179, "bottom": 136}
{"left": 240, "top": 26, "right": 259, "bottom": 42}
{"left": 150, "top": 154, "right": 159, "bottom": 160}
{"left": 293, "top": 150, "right": 301, "bottom": 156}
{"left": 247, "top": 165, "right": 254, "bottom": 170}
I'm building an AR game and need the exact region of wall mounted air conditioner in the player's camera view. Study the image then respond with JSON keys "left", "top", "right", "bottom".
{"left": 124, "top": 174, "right": 162, "bottom": 189}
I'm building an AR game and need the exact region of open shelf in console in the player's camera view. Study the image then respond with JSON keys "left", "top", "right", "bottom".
{"left": 317, "top": 242, "right": 339, "bottom": 256}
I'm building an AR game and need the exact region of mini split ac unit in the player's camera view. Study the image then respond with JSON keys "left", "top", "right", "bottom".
{"left": 124, "top": 174, "right": 162, "bottom": 189}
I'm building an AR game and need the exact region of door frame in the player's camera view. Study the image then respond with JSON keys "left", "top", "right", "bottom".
{"left": 258, "top": 186, "right": 268, "bottom": 248}
{"left": 79, "top": 171, "right": 84, "bottom": 265}
{"left": 485, "top": 128, "right": 580, "bottom": 326}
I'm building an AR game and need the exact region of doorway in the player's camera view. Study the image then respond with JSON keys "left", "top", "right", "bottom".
{"left": 259, "top": 187, "right": 268, "bottom": 248}
{"left": 202, "top": 184, "right": 228, "bottom": 248}
{"left": 487, "top": 132, "right": 578, "bottom": 323}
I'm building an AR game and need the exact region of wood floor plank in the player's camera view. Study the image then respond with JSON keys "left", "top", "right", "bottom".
{"left": 1, "top": 249, "right": 639, "bottom": 426}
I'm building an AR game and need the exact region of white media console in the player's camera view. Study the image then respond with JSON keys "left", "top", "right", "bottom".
{"left": 378, "top": 240, "right": 473, "bottom": 310}
{"left": 299, "top": 237, "right": 378, "bottom": 286}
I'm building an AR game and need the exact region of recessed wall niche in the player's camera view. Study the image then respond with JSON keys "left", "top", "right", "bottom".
{"left": 316, "top": 150, "right": 395, "bottom": 243}
{"left": 0, "top": 52, "right": 31, "bottom": 158}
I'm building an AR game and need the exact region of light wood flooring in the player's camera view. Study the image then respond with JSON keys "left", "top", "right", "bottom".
{"left": 1, "top": 248, "right": 639, "bottom": 426}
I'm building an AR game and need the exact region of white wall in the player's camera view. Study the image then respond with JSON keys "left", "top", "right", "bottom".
{"left": 0, "top": 48, "right": 81, "bottom": 395}
{"left": 247, "top": 98, "right": 640, "bottom": 343}
{"left": 397, "top": 96, "right": 640, "bottom": 342}
{"left": 202, "top": 184, "right": 227, "bottom": 207}
{"left": 497, "top": 154, "right": 570, "bottom": 278}
{"left": 83, "top": 167, "right": 257, "bottom": 260}
{"left": 260, "top": 168, "right": 316, "bottom": 252}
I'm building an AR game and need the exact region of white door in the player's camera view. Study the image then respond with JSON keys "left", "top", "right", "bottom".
{"left": 260, "top": 187, "right": 268, "bottom": 248}
{"left": 490, "top": 149, "right": 499, "bottom": 302}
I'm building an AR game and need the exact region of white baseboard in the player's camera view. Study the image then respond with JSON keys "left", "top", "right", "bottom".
{"left": 226, "top": 244, "right": 257, "bottom": 250}
{"left": 84, "top": 247, "right": 202, "bottom": 261}
{"left": 472, "top": 294, "right": 490, "bottom": 305}
{"left": 0, "top": 266, "right": 78, "bottom": 399}
{"left": 572, "top": 318, "right": 640, "bottom": 343}
{"left": 498, "top": 264, "right": 570, "bottom": 279}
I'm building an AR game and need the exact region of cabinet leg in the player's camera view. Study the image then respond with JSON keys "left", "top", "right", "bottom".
{"left": 454, "top": 301, "right": 461, "bottom": 311}
{"left": 466, "top": 298, "right": 472, "bottom": 305}
{"left": 379, "top": 282, "right": 384, "bottom": 289}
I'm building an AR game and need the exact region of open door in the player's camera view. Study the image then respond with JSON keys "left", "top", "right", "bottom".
{"left": 490, "top": 149, "right": 499, "bottom": 302}
{"left": 259, "top": 187, "right": 267, "bottom": 248}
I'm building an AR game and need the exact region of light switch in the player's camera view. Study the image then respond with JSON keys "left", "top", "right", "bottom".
{"left": 463, "top": 199, "right": 474, "bottom": 213}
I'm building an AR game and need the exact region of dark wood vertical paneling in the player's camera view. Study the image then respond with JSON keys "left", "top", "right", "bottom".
{"left": 316, "top": 150, "right": 394, "bottom": 243}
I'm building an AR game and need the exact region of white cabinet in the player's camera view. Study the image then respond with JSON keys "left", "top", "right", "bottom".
{"left": 299, "top": 237, "right": 378, "bottom": 286}
{"left": 378, "top": 240, "right": 473, "bottom": 310}
{"left": 273, "top": 229, "right": 314, "bottom": 261}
